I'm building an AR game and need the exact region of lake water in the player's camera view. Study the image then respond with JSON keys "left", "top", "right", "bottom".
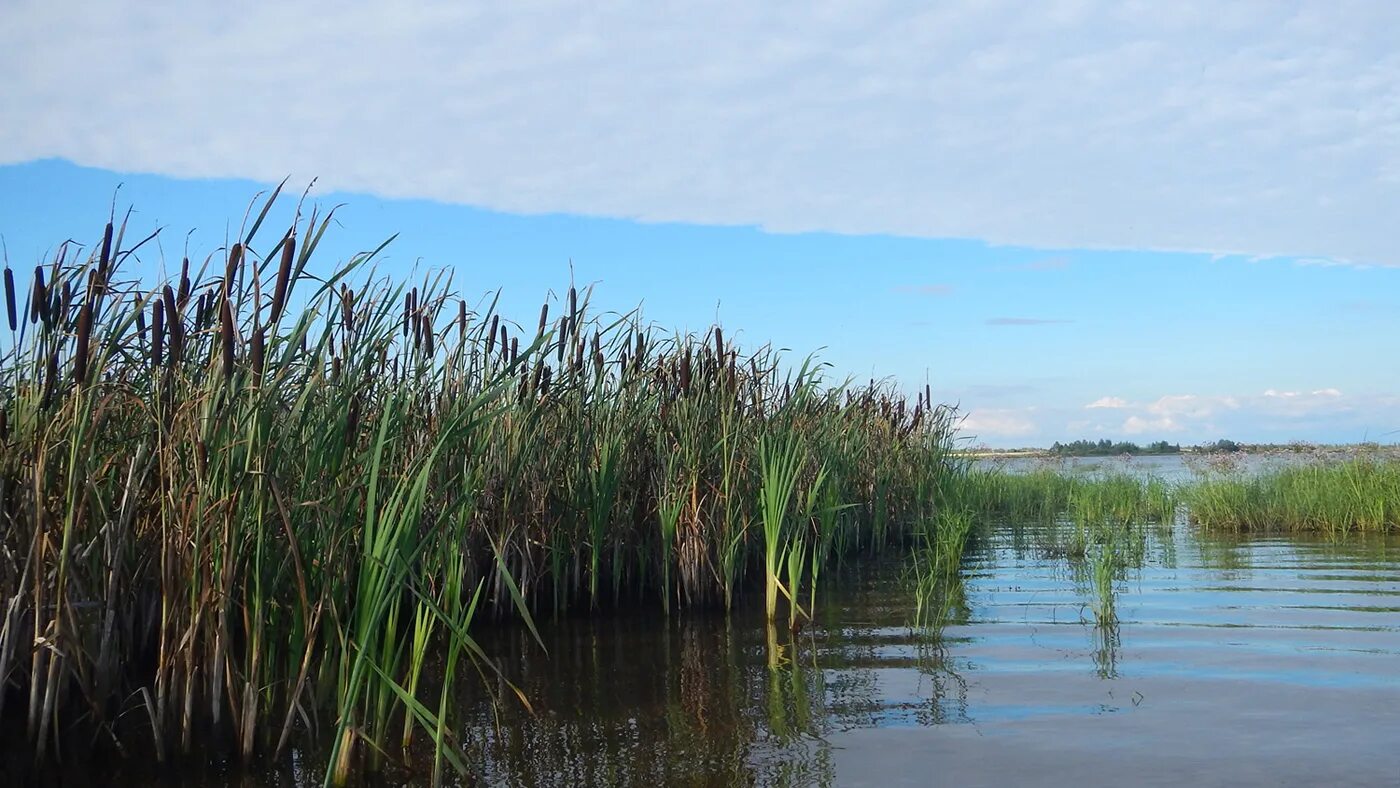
{"left": 42, "top": 474, "right": 1399, "bottom": 786}
{"left": 973, "top": 447, "right": 1400, "bottom": 483}
{"left": 455, "top": 521, "right": 1400, "bottom": 787}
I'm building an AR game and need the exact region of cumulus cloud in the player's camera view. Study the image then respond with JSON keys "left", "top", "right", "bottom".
{"left": 1086, "top": 396, "right": 1127, "bottom": 409}
{"left": 3, "top": 2, "right": 1399, "bottom": 264}
{"left": 960, "top": 408, "right": 1038, "bottom": 437}
{"left": 1122, "top": 415, "right": 1181, "bottom": 435}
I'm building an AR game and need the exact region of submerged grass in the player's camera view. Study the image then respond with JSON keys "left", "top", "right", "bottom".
{"left": 0, "top": 198, "right": 963, "bottom": 781}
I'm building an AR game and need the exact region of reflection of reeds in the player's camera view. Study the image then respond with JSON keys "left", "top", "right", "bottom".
{"left": 0, "top": 198, "right": 963, "bottom": 780}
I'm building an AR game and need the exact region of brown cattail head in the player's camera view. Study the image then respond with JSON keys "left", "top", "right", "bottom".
{"left": 99, "top": 221, "right": 113, "bottom": 264}
{"left": 2, "top": 266, "right": 16, "bottom": 332}
{"left": 178, "top": 258, "right": 191, "bottom": 309}
{"left": 402, "top": 292, "right": 412, "bottom": 338}
{"left": 31, "top": 266, "right": 48, "bottom": 326}
{"left": 540, "top": 364, "right": 552, "bottom": 394}
{"left": 555, "top": 318, "right": 567, "bottom": 364}
{"left": 486, "top": 314, "right": 499, "bottom": 356}
{"left": 537, "top": 302, "right": 549, "bottom": 337}
{"left": 161, "top": 284, "right": 180, "bottom": 357}
{"left": 341, "top": 286, "right": 355, "bottom": 333}
{"left": 679, "top": 348, "right": 692, "bottom": 393}
{"left": 458, "top": 299, "right": 467, "bottom": 342}
{"left": 269, "top": 234, "right": 293, "bottom": 325}
{"left": 74, "top": 297, "right": 92, "bottom": 385}
{"left": 422, "top": 314, "right": 435, "bottom": 356}
{"left": 219, "top": 296, "right": 235, "bottom": 381}
{"left": 574, "top": 338, "right": 585, "bottom": 372}
{"left": 136, "top": 301, "right": 147, "bottom": 344}
{"left": 151, "top": 299, "right": 165, "bottom": 369}
{"left": 250, "top": 328, "right": 265, "bottom": 379}
{"left": 568, "top": 286, "right": 578, "bottom": 325}
{"left": 224, "top": 243, "right": 243, "bottom": 298}
{"left": 713, "top": 327, "right": 724, "bottom": 360}
{"left": 509, "top": 336, "right": 518, "bottom": 366}
{"left": 97, "top": 222, "right": 113, "bottom": 282}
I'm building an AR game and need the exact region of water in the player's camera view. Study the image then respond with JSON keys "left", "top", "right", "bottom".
{"left": 461, "top": 523, "right": 1400, "bottom": 787}
{"left": 975, "top": 447, "right": 1400, "bottom": 484}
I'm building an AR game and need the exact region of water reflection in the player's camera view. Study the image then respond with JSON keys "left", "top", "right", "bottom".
{"left": 456, "top": 524, "right": 1399, "bottom": 787}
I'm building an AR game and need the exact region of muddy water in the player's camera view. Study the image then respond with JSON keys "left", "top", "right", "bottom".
{"left": 463, "top": 524, "right": 1400, "bottom": 787}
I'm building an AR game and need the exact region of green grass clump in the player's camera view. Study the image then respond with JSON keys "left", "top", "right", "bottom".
{"left": 1184, "top": 458, "right": 1400, "bottom": 535}
{"left": 944, "top": 467, "right": 1176, "bottom": 533}
{"left": 0, "top": 196, "right": 964, "bottom": 780}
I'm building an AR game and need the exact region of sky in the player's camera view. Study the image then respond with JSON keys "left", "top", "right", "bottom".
{"left": 1, "top": 1, "right": 1397, "bottom": 447}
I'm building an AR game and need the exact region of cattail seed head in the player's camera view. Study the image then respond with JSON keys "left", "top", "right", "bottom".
{"left": 537, "top": 302, "right": 549, "bottom": 337}
{"left": 486, "top": 315, "right": 499, "bottom": 356}
{"left": 219, "top": 296, "right": 236, "bottom": 381}
{"left": 74, "top": 299, "right": 92, "bottom": 385}
{"left": 31, "top": 266, "right": 47, "bottom": 326}
{"left": 2, "top": 266, "right": 16, "bottom": 331}
{"left": 509, "top": 336, "right": 518, "bottom": 366}
{"left": 151, "top": 299, "right": 165, "bottom": 369}
{"left": 178, "top": 258, "right": 191, "bottom": 309}
{"left": 250, "top": 328, "right": 265, "bottom": 379}
{"left": 224, "top": 244, "right": 243, "bottom": 298}
{"left": 269, "top": 234, "right": 293, "bottom": 325}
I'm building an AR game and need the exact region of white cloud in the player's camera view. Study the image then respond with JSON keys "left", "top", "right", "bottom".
{"left": 3, "top": 2, "right": 1399, "bottom": 264}
{"left": 1146, "top": 393, "right": 1240, "bottom": 419}
{"left": 960, "top": 408, "right": 1038, "bottom": 437}
{"left": 1122, "top": 415, "right": 1181, "bottom": 435}
{"left": 1086, "top": 396, "right": 1127, "bottom": 409}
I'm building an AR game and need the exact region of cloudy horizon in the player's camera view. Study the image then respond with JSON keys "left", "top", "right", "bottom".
{"left": 2, "top": 1, "right": 1397, "bottom": 447}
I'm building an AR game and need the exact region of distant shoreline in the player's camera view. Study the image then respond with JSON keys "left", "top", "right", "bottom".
{"left": 955, "top": 443, "right": 1398, "bottom": 460}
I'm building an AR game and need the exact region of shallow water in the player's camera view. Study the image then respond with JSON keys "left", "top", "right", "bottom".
{"left": 976, "top": 447, "right": 1400, "bottom": 483}
{"left": 33, "top": 522, "right": 1399, "bottom": 786}
{"left": 460, "top": 523, "right": 1400, "bottom": 787}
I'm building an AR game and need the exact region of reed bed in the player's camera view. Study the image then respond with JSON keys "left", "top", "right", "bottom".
{"left": 1183, "top": 458, "right": 1400, "bottom": 535}
{"left": 0, "top": 197, "right": 961, "bottom": 782}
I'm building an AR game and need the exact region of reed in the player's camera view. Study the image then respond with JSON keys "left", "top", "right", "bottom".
{"left": 0, "top": 197, "right": 963, "bottom": 782}
{"left": 1183, "top": 457, "right": 1400, "bottom": 534}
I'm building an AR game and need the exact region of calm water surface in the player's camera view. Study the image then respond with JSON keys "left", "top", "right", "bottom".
{"left": 463, "top": 522, "right": 1400, "bottom": 787}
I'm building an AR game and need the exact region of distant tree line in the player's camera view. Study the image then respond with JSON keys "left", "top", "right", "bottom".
{"left": 1050, "top": 439, "right": 1181, "bottom": 456}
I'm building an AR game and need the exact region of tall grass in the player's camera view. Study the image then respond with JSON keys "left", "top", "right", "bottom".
{"left": 1183, "top": 458, "right": 1400, "bottom": 535}
{"left": 0, "top": 198, "right": 962, "bottom": 779}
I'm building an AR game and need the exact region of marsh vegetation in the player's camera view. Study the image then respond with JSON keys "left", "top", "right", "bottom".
{"left": 0, "top": 197, "right": 965, "bottom": 783}
{"left": 0, "top": 197, "right": 1394, "bottom": 785}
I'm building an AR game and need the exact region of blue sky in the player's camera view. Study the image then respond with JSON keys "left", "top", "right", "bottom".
{"left": 2, "top": 2, "right": 1398, "bottom": 447}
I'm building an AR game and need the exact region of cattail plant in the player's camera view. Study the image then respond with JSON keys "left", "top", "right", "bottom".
{"left": 0, "top": 195, "right": 965, "bottom": 785}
